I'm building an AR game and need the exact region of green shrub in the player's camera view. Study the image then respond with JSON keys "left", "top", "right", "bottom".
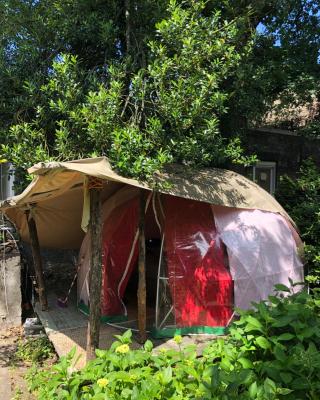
{"left": 27, "top": 286, "right": 320, "bottom": 400}
{"left": 275, "top": 159, "right": 320, "bottom": 286}
{"left": 227, "top": 285, "right": 320, "bottom": 399}
{"left": 15, "top": 335, "right": 55, "bottom": 364}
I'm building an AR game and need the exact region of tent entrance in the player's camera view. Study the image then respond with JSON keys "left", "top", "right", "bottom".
{"left": 107, "top": 238, "right": 161, "bottom": 332}
{"left": 105, "top": 202, "right": 161, "bottom": 333}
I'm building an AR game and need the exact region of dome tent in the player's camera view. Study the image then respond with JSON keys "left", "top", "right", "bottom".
{"left": 0, "top": 157, "right": 303, "bottom": 338}
{"left": 77, "top": 185, "right": 303, "bottom": 338}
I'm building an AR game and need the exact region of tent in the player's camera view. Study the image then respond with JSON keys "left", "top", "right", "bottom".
{"left": 0, "top": 157, "right": 304, "bottom": 337}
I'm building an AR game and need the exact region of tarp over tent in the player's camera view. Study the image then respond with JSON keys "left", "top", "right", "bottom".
{"left": 0, "top": 157, "right": 304, "bottom": 337}
{"left": 0, "top": 157, "right": 294, "bottom": 249}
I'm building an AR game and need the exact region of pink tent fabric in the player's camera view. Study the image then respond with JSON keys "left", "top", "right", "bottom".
{"left": 212, "top": 206, "right": 304, "bottom": 310}
{"left": 163, "top": 196, "right": 233, "bottom": 327}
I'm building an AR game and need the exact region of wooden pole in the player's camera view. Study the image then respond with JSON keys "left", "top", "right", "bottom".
{"left": 137, "top": 190, "right": 147, "bottom": 343}
{"left": 86, "top": 184, "right": 103, "bottom": 361}
{"left": 25, "top": 209, "right": 48, "bottom": 311}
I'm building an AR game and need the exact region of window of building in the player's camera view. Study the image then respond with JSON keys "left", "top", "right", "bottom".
{"left": 252, "top": 161, "right": 276, "bottom": 194}
{"left": 251, "top": 161, "right": 276, "bottom": 195}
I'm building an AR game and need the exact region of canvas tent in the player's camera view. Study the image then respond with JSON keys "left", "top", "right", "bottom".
{"left": 0, "top": 157, "right": 304, "bottom": 337}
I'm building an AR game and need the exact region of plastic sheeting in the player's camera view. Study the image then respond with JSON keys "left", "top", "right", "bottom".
{"left": 77, "top": 187, "right": 304, "bottom": 333}
{"left": 162, "top": 196, "right": 233, "bottom": 328}
{"left": 212, "top": 206, "right": 304, "bottom": 310}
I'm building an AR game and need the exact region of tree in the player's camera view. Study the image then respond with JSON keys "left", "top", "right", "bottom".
{"left": 1, "top": 0, "right": 256, "bottom": 186}
{"left": 276, "top": 159, "right": 320, "bottom": 285}
{"left": 1, "top": 0, "right": 319, "bottom": 187}
{"left": 221, "top": 0, "right": 320, "bottom": 133}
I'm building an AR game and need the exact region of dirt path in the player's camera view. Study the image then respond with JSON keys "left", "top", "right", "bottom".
{"left": 0, "top": 327, "right": 35, "bottom": 400}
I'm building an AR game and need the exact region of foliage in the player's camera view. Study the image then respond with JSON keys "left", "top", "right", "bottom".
{"left": 208, "top": 0, "right": 320, "bottom": 135}
{"left": 1, "top": 1, "right": 257, "bottom": 186}
{"left": 276, "top": 159, "right": 320, "bottom": 285}
{"left": 1, "top": 1, "right": 320, "bottom": 188}
{"left": 27, "top": 286, "right": 320, "bottom": 400}
{"left": 15, "top": 335, "right": 55, "bottom": 364}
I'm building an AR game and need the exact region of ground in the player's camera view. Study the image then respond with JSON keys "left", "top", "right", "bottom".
{"left": 0, "top": 327, "right": 57, "bottom": 400}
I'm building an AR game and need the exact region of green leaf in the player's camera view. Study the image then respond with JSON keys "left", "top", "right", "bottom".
{"left": 95, "top": 349, "right": 106, "bottom": 358}
{"left": 68, "top": 346, "right": 77, "bottom": 360}
{"left": 280, "top": 372, "right": 293, "bottom": 384}
{"left": 277, "top": 333, "right": 295, "bottom": 341}
{"left": 274, "top": 284, "right": 291, "bottom": 293}
{"left": 271, "top": 316, "right": 294, "bottom": 328}
{"left": 249, "top": 381, "right": 258, "bottom": 398}
{"left": 162, "top": 366, "right": 173, "bottom": 384}
{"left": 300, "top": 326, "right": 317, "bottom": 339}
{"left": 246, "top": 316, "right": 264, "bottom": 330}
{"left": 255, "top": 336, "right": 271, "bottom": 349}
{"left": 238, "top": 357, "right": 254, "bottom": 369}
{"left": 144, "top": 340, "right": 153, "bottom": 352}
{"left": 264, "top": 378, "right": 276, "bottom": 395}
{"left": 277, "top": 387, "right": 293, "bottom": 395}
{"left": 121, "top": 388, "right": 132, "bottom": 398}
{"left": 220, "top": 357, "right": 232, "bottom": 370}
{"left": 273, "top": 345, "right": 286, "bottom": 362}
{"left": 210, "top": 365, "right": 220, "bottom": 389}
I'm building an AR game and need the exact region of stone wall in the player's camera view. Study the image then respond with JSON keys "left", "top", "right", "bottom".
{"left": 0, "top": 249, "right": 21, "bottom": 327}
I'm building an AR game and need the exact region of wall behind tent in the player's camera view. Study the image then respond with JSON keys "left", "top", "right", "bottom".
{"left": 0, "top": 249, "right": 21, "bottom": 327}
{"left": 22, "top": 243, "right": 78, "bottom": 298}
{"left": 0, "top": 162, "right": 14, "bottom": 200}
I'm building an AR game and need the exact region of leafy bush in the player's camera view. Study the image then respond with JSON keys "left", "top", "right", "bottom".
{"left": 27, "top": 286, "right": 320, "bottom": 400}
{"left": 15, "top": 336, "right": 55, "bottom": 364}
{"left": 276, "top": 159, "right": 320, "bottom": 286}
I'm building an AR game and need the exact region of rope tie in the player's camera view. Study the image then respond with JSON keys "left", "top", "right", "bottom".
{"left": 87, "top": 177, "right": 104, "bottom": 190}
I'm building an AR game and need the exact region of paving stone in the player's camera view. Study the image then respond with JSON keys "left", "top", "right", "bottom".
{"left": 0, "top": 366, "right": 12, "bottom": 399}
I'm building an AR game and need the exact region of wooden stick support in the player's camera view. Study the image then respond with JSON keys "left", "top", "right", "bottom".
{"left": 137, "top": 190, "right": 147, "bottom": 343}
{"left": 25, "top": 209, "right": 48, "bottom": 311}
{"left": 86, "top": 185, "right": 103, "bottom": 361}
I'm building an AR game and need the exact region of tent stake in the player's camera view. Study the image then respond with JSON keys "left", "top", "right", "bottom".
{"left": 137, "top": 190, "right": 147, "bottom": 343}
{"left": 86, "top": 183, "right": 103, "bottom": 361}
{"left": 25, "top": 209, "right": 48, "bottom": 311}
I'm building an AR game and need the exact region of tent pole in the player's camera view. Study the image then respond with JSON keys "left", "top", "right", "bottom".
{"left": 137, "top": 190, "right": 147, "bottom": 343}
{"left": 86, "top": 180, "right": 103, "bottom": 361}
{"left": 25, "top": 208, "right": 48, "bottom": 311}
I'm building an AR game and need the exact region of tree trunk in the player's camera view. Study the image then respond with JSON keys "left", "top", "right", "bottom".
{"left": 25, "top": 209, "right": 48, "bottom": 311}
{"left": 137, "top": 190, "right": 147, "bottom": 343}
{"left": 125, "top": 0, "right": 131, "bottom": 53}
{"left": 86, "top": 186, "right": 103, "bottom": 361}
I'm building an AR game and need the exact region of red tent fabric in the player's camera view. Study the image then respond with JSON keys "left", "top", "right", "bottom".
{"left": 101, "top": 197, "right": 139, "bottom": 316}
{"left": 163, "top": 196, "right": 233, "bottom": 327}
